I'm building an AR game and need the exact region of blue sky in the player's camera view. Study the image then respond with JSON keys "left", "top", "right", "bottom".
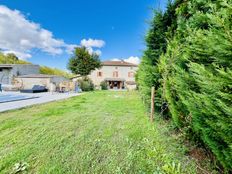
{"left": 0, "top": 0, "right": 167, "bottom": 70}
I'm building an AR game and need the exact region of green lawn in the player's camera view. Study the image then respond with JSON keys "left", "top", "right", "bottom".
{"left": 0, "top": 91, "right": 197, "bottom": 174}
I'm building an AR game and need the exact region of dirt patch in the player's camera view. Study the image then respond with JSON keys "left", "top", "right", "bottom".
{"left": 188, "top": 147, "right": 223, "bottom": 174}
{"left": 188, "top": 147, "right": 208, "bottom": 161}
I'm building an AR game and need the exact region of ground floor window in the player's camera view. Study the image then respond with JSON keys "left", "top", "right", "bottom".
{"left": 108, "top": 81, "right": 125, "bottom": 89}
{"left": 97, "top": 72, "right": 103, "bottom": 77}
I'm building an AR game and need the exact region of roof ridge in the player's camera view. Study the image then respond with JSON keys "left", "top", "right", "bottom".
{"left": 102, "top": 60, "right": 138, "bottom": 67}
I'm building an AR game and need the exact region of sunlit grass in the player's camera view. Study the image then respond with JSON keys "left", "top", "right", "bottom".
{"left": 0, "top": 91, "right": 197, "bottom": 173}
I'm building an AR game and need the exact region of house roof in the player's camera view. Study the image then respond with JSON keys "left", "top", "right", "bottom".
{"left": 102, "top": 60, "right": 138, "bottom": 67}
{"left": 70, "top": 75, "right": 81, "bottom": 80}
{"left": 17, "top": 74, "right": 61, "bottom": 78}
{"left": 0, "top": 64, "right": 13, "bottom": 68}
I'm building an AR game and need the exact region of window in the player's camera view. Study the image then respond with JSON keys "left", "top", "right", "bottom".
{"left": 128, "top": 72, "right": 134, "bottom": 78}
{"left": 113, "top": 71, "right": 118, "bottom": 77}
{"left": 97, "top": 72, "right": 103, "bottom": 77}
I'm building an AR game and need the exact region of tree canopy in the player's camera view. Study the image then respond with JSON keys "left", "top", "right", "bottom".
{"left": 67, "top": 47, "right": 102, "bottom": 76}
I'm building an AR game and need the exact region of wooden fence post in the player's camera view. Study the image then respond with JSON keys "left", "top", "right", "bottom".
{"left": 150, "top": 86, "right": 155, "bottom": 122}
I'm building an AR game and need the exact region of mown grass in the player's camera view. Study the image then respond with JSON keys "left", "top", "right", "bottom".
{"left": 0, "top": 91, "right": 198, "bottom": 173}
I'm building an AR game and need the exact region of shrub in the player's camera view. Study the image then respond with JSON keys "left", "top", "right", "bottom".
{"left": 100, "top": 81, "right": 108, "bottom": 90}
{"left": 78, "top": 77, "right": 94, "bottom": 91}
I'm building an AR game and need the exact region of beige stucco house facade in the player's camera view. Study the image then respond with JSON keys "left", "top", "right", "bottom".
{"left": 88, "top": 60, "right": 138, "bottom": 90}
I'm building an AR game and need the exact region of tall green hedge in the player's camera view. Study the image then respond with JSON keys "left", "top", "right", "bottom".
{"left": 136, "top": 0, "right": 182, "bottom": 110}
{"left": 137, "top": 0, "right": 232, "bottom": 171}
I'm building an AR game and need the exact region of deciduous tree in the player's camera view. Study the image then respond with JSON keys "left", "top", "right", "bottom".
{"left": 68, "top": 47, "right": 101, "bottom": 77}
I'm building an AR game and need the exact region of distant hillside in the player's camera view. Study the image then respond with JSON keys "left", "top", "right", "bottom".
{"left": 0, "top": 52, "right": 73, "bottom": 78}
{"left": 0, "top": 52, "right": 30, "bottom": 64}
{"left": 39, "top": 66, "right": 73, "bottom": 78}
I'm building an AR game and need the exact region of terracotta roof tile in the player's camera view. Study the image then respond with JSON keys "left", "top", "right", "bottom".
{"left": 102, "top": 60, "right": 138, "bottom": 67}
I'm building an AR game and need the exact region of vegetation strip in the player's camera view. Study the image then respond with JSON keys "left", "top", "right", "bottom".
{"left": 136, "top": 0, "right": 232, "bottom": 172}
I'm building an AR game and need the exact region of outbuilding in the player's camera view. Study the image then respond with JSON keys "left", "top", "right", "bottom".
{"left": 0, "top": 64, "right": 40, "bottom": 85}
{"left": 15, "top": 74, "right": 68, "bottom": 92}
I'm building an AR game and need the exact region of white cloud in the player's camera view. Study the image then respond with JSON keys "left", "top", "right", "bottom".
{"left": 78, "top": 38, "right": 105, "bottom": 56}
{"left": 0, "top": 6, "right": 106, "bottom": 60}
{"left": 0, "top": 5, "right": 77, "bottom": 59}
{"left": 111, "top": 56, "right": 140, "bottom": 65}
{"left": 3, "top": 50, "right": 32, "bottom": 59}
{"left": 124, "top": 56, "right": 140, "bottom": 65}
{"left": 94, "top": 50, "right": 102, "bottom": 56}
{"left": 111, "top": 58, "right": 120, "bottom": 61}
{"left": 81, "top": 39, "right": 105, "bottom": 48}
{"left": 65, "top": 42, "right": 104, "bottom": 56}
{"left": 65, "top": 44, "right": 78, "bottom": 54}
{"left": 86, "top": 47, "right": 94, "bottom": 55}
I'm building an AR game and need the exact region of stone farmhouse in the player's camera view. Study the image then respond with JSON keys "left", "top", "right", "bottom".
{"left": 89, "top": 60, "right": 138, "bottom": 90}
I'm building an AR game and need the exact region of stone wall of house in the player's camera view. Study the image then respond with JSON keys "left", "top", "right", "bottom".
{"left": 88, "top": 65, "right": 138, "bottom": 86}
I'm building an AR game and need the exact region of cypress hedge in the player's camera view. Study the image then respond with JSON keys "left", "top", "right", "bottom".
{"left": 137, "top": 0, "right": 232, "bottom": 171}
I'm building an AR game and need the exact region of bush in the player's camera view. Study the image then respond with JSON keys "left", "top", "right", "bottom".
{"left": 100, "top": 81, "right": 108, "bottom": 90}
{"left": 78, "top": 77, "right": 94, "bottom": 91}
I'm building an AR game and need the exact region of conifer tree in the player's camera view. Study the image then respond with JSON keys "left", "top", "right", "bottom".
{"left": 137, "top": 0, "right": 182, "bottom": 109}
{"left": 159, "top": 0, "right": 232, "bottom": 170}
{"left": 138, "top": 0, "right": 232, "bottom": 171}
